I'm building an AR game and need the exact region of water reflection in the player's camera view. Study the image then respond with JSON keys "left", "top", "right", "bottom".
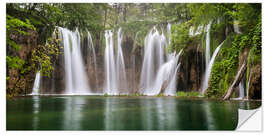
{"left": 32, "top": 96, "right": 40, "bottom": 130}
{"left": 104, "top": 97, "right": 116, "bottom": 130}
{"left": 140, "top": 97, "right": 178, "bottom": 130}
{"left": 203, "top": 101, "right": 215, "bottom": 129}
{"left": 62, "top": 97, "right": 85, "bottom": 130}
{"left": 6, "top": 96, "right": 261, "bottom": 130}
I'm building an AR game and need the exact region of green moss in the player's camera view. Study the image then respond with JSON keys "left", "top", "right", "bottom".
{"left": 176, "top": 91, "right": 202, "bottom": 97}
{"left": 207, "top": 17, "right": 261, "bottom": 98}
{"left": 206, "top": 34, "right": 239, "bottom": 98}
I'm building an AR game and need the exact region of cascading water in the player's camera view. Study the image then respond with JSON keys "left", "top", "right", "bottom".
{"left": 189, "top": 26, "right": 203, "bottom": 36}
{"left": 104, "top": 30, "right": 118, "bottom": 94}
{"left": 201, "top": 22, "right": 223, "bottom": 94}
{"left": 233, "top": 20, "right": 242, "bottom": 34}
{"left": 39, "top": 25, "right": 181, "bottom": 96}
{"left": 205, "top": 22, "right": 212, "bottom": 66}
{"left": 31, "top": 71, "right": 41, "bottom": 95}
{"left": 139, "top": 26, "right": 181, "bottom": 96}
{"left": 151, "top": 52, "right": 181, "bottom": 95}
{"left": 164, "top": 51, "right": 182, "bottom": 96}
{"left": 87, "top": 31, "right": 98, "bottom": 89}
{"left": 202, "top": 41, "right": 225, "bottom": 94}
{"left": 59, "top": 27, "right": 90, "bottom": 94}
{"left": 139, "top": 27, "right": 166, "bottom": 95}
{"left": 116, "top": 28, "right": 127, "bottom": 91}
{"left": 167, "top": 23, "right": 171, "bottom": 43}
{"left": 238, "top": 82, "right": 245, "bottom": 98}
{"left": 104, "top": 28, "right": 128, "bottom": 95}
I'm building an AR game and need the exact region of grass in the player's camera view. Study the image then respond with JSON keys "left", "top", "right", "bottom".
{"left": 176, "top": 91, "right": 202, "bottom": 97}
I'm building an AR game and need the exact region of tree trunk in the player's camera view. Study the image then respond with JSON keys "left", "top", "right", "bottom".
{"left": 223, "top": 60, "right": 247, "bottom": 100}
{"left": 123, "top": 4, "right": 127, "bottom": 22}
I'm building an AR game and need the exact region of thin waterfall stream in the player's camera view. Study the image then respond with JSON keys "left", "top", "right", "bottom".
{"left": 31, "top": 71, "right": 41, "bottom": 95}
{"left": 202, "top": 41, "right": 225, "bottom": 94}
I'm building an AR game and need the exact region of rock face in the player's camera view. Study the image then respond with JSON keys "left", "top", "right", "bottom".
{"left": 249, "top": 64, "right": 261, "bottom": 99}
{"left": 39, "top": 49, "right": 65, "bottom": 94}
{"left": 7, "top": 30, "right": 39, "bottom": 95}
{"left": 122, "top": 36, "right": 144, "bottom": 93}
{"left": 177, "top": 44, "right": 205, "bottom": 92}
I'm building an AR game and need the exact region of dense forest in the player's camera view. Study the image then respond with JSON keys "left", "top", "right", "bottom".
{"left": 6, "top": 3, "right": 261, "bottom": 100}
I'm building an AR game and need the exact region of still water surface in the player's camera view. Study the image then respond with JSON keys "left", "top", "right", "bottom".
{"left": 7, "top": 96, "right": 261, "bottom": 130}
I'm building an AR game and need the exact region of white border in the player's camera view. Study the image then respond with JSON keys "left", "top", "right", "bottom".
{"left": 1, "top": 0, "right": 268, "bottom": 135}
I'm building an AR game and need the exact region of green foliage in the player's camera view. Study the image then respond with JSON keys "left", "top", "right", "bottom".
{"left": 120, "top": 20, "right": 156, "bottom": 50}
{"left": 6, "top": 15, "right": 36, "bottom": 34}
{"left": 6, "top": 13, "right": 36, "bottom": 78}
{"left": 6, "top": 56, "right": 25, "bottom": 69}
{"left": 156, "top": 93, "right": 164, "bottom": 97}
{"left": 207, "top": 14, "right": 261, "bottom": 98}
{"left": 169, "top": 22, "right": 191, "bottom": 53}
{"left": 189, "top": 4, "right": 234, "bottom": 28}
{"left": 7, "top": 3, "right": 104, "bottom": 41}
{"left": 31, "top": 35, "right": 62, "bottom": 77}
{"left": 6, "top": 5, "right": 64, "bottom": 97}
{"left": 151, "top": 3, "right": 191, "bottom": 23}
{"left": 176, "top": 91, "right": 202, "bottom": 97}
{"left": 232, "top": 3, "right": 261, "bottom": 33}
{"left": 6, "top": 14, "right": 36, "bottom": 52}
{"left": 60, "top": 4, "right": 104, "bottom": 32}
{"left": 206, "top": 34, "right": 241, "bottom": 98}
{"left": 247, "top": 19, "right": 261, "bottom": 66}
{"left": 104, "top": 93, "right": 109, "bottom": 97}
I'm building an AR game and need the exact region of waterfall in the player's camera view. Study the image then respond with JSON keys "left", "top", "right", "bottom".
{"left": 104, "top": 30, "right": 117, "bottom": 94}
{"left": 59, "top": 27, "right": 90, "bottom": 94}
{"left": 139, "top": 27, "right": 166, "bottom": 95}
{"left": 37, "top": 25, "right": 182, "bottom": 96}
{"left": 233, "top": 20, "right": 242, "bottom": 34}
{"left": 104, "top": 28, "right": 127, "bottom": 95}
{"left": 151, "top": 51, "right": 182, "bottom": 95}
{"left": 139, "top": 26, "right": 181, "bottom": 96}
{"left": 116, "top": 28, "right": 127, "bottom": 92}
{"left": 87, "top": 31, "right": 98, "bottom": 90}
{"left": 164, "top": 51, "right": 182, "bottom": 96}
{"left": 31, "top": 71, "right": 41, "bottom": 95}
{"left": 189, "top": 26, "right": 203, "bottom": 36}
{"left": 202, "top": 41, "right": 225, "bottom": 94}
{"left": 205, "top": 22, "right": 212, "bottom": 66}
{"left": 238, "top": 82, "right": 245, "bottom": 98}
